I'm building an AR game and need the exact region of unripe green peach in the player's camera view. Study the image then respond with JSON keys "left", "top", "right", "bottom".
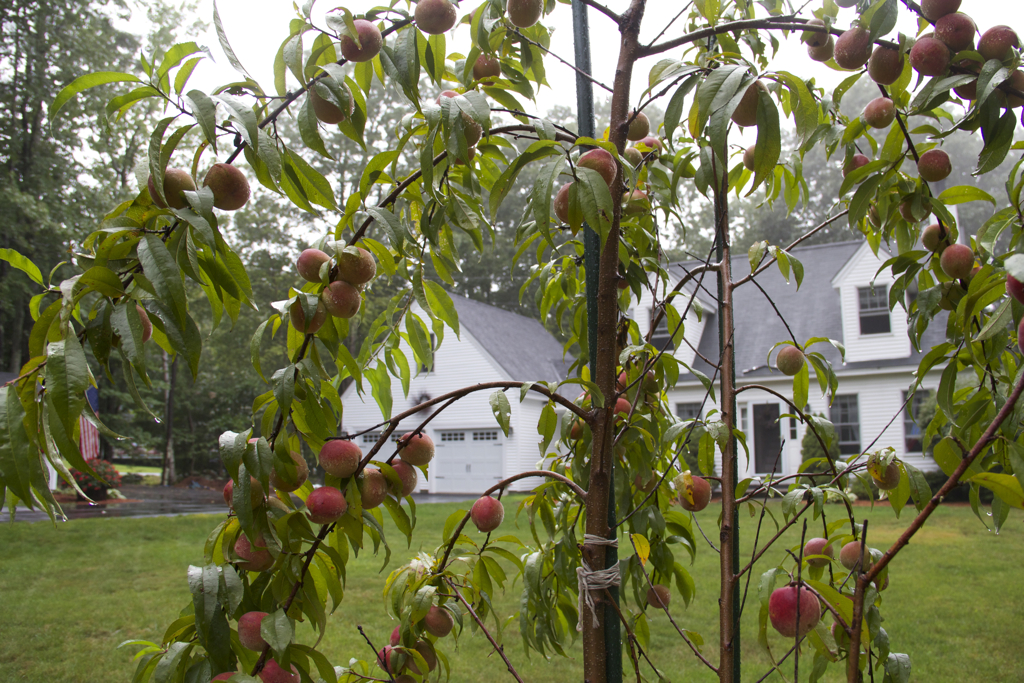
{"left": 868, "top": 46, "right": 904, "bottom": 86}
{"left": 646, "top": 584, "right": 671, "bottom": 609}
{"left": 577, "top": 148, "right": 618, "bottom": 189}
{"left": 934, "top": 12, "right": 976, "bottom": 52}
{"left": 335, "top": 246, "right": 377, "bottom": 286}
{"left": 910, "top": 36, "right": 951, "bottom": 77}
{"left": 399, "top": 432, "right": 435, "bottom": 466}
{"left": 238, "top": 611, "right": 269, "bottom": 650}
{"left": 322, "top": 280, "right": 361, "bottom": 318}
{"left": 340, "top": 19, "right": 383, "bottom": 62}
{"left": 289, "top": 299, "right": 327, "bottom": 334}
{"left": 917, "top": 149, "right": 952, "bottom": 182}
{"left": 310, "top": 83, "right": 355, "bottom": 124}
{"left": 472, "top": 54, "right": 501, "bottom": 82}
{"left": 627, "top": 111, "right": 650, "bottom": 141}
{"left": 677, "top": 472, "right": 712, "bottom": 511}
{"left": 359, "top": 467, "right": 388, "bottom": 508}
{"left": 834, "top": 27, "right": 872, "bottom": 70}
{"left": 769, "top": 585, "right": 821, "bottom": 638}
{"left": 423, "top": 606, "right": 454, "bottom": 637}
{"left": 776, "top": 345, "right": 806, "bottom": 376}
{"left": 731, "top": 80, "right": 767, "bottom": 128}
{"left": 136, "top": 305, "right": 153, "bottom": 343}
{"left": 319, "top": 439, "right": 362, "bottom": 478}
{"left": 869, "top": 461, "right": 901, "bottom": 490}
{"left": 235, "top": 532, "right": 274, "bottom": 571}
{"left": 306, "top": 485, "right": 347, "bottom": 524}
{"left": 623, "top": 147, "right": 644, "bottom": 167}
{"left": 922, "top": 223, "right": 951, "bottom": 252}
{"left": 940, "top": 243, "right": 974, "bottom": 279}
{"left": 803, "top": 538, "right": 834, "bottom": 567}
{"left": 148, "top": 168, "right": 196, "bottom": 210}
{"left": 863, "top": 97, "right": 896, "bottom": 129}
{"left": 742, "top": 144, "right": 756, "bottom": 171}
{"left": 415, "top": 0, "right": 457, "bottom": 34}
{"left": 920, "top": 0, "right": 960, "bottom": 22}
{"left": 554, "top": 182, "right": 572, "bottom": 223}
{"left": 471, "top": 495, "right": 504, "bottom": 532}
{"left": 506, "top": 0, "right": 543, "bottom": 28}
{"left": 203, "top": 163, "right": 251, "bottom": 211}
{"left": 270, "top": 450, "right": 309, "bottom": 492}
{"left": 978, "top": 25, "right": 1020, "bottom": 62}
{"left": 297, "top": 248, "right": 331, "bottom": 283}
{"left": 840, "top": 540, "right": 873, "bottom": 571}
{"left": 390, "top": 459, "right": 419, "bottom": 497}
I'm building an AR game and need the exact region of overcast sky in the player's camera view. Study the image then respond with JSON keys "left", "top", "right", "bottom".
{"left": 157, "top": 0, "right": 1022, "bottom": 124}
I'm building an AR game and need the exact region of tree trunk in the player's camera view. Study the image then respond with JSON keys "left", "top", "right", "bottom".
{"left": 161, "top": 351, "right": 176, "bottom": 486}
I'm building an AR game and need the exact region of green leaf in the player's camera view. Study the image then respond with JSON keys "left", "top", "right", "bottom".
{"left": 50, "top": 72, "right": 141, "bottom": 119}
{"left": 213, "top": 0, "right": 252, "bottom": 78}
{"left": 0, "top": 248, "right": 43, "bottom": 286}
{"left": 937, "top": 185, "right": 996, "bottom": 206}
{"left": 261, "top": 610, "right": 294, "bottom": 653}
{"left": 489, "top": 391, "right": 511, "bottom": 436}
{"left": 968, "top": 472, "right": 1024, "bottom": 509}
{"left": 423, "top": 280, "right": 460, "bottom": 337}
{"left": 138, "top": 234, "right": 189, "bottom": 330}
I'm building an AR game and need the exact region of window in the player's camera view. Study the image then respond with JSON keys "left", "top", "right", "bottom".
{"left": 858, "top": 286, "right": 891, "bottom": 335}
{"left": 676, "top": 402, "right": 702, "bottom": 421}
{"left": 473, "top": 430, "right": 499, "bottom": 441}
{"left": 830, "top": 395, "right": 860, "bottom": 455}
{"left": 361, "top": 432, "right": 400, "bottom": 444}
{"left": 903, "top": 391, "right": 933, "bottom": 453}
{"left": 440, "top": 431, "right": 464, "bottom": 442}
{"left": 651, "top": 307, "right": 676, "bottom": 351}
{"left": 789, "top": 416, "right": 797, "bottom": 440}
{"left": 739, "top": 406, "right": 748, "bottom": 434}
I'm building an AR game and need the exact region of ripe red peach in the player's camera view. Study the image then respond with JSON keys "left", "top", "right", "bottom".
{"left": 1018, "top": 318, "right": 1024, "bottom": 353}
{"left": 340, "top": 19, "right": 383, "bottom": 62}
{"left": 415, "top": 0, "right": 457, "bottom": 33}
{"left": 203, "top": 163, "right": 251, "bottom": 211}
{"left": 922, "top": 223, "right": 951, "bottom": 252}
{"left": 910, "top": 36, "right": 951, "bottom": 77}
{"left": 940, "top": 243, "right": 974, "bottom": 279}
{"left": 306, "top": 486, "right": 347, "bottom": 524}
{"left": 289, "top": 299, "right": 327, "bottom": 334}
{"left": 807, "top": 35, "right": 834, "bottom": 62}
{"left": 471, "top": 495, "right": 504, "bottom": 532}
{"left": 768, "top": 585, "right": 821, "bottom": 638}
{"left": 863, "top": 97, "right": 896, "bottom": 129}
{"left": 834, "top": 27, "right": 872, "bottom": 69}
{"left": 917, "top": 149, "right": 952, "bottom": 182}
{"left": 336, "top": 246, "right": 377, "bottom": 286}
{"left": 840, "top": 540, "right": 873, "bottom": 571}
{"left": 507, "top": 0, "right": 543, "bottom": 28}
{"left": 399, "top": 432, "right": 435, "bottom": 466}
{"left": 1007, "top": 274, "right": 1024, "bottom": 304}
{"left": 678, "top": 473, "right": 712, "bottom": 511}
{"left": 423, "top": 606, "right": 454, "bottom": 637}
{"left": 978, "top": 25, "right": 1020, "bottom": 62}
{"left": 843, "top": 154, "right": 870, "bottom": 178}
{"left": 921, "top": 0, "right": 960, "bottom": 22}
{"left": 238, "top": 611, "right": 269, "bottom": 650}
{"left": 223, "top": 476, "right": 265, "bottom": 509}
{"left": 622, "top": 189, "right": 649, "bottom": 215}
{"left": 473, "top": 55, "right": 501, "bottom": 82}
{"left": 319, "top": 440, "right": 362, "bottom": 478}
{"left": 309, "top": 83, "right": 354, "bottom": 124}
{"left": 934, "top": 12, "right": 976, "bottom": 52}
{"left": 296, "top": 248, "right": 331, "bottom": 282}
{"left": 554, "top": 182, "right": 572, "bottom": 223}
{"left": 259, "top": 659, "right": 299, "bottom": 683}
{"left": 359, "top": 467, "right": 388, "bottom": 508}
{"left": 803, "top": 538, "right": 834, "bottom": 568}
{"left": 235, "top": 533, "right": 274, "bottom": 571}
{"left": 270, "top": 450, "right": 309, "bottom": 492}
{"left": 322, "top": 280, "right": 361, "bottom": 318}
{"left": 390, "top": 459, "right": 419, "bottom": 497}
{"left": 776, "top": 345, "right": 806, "bottom": 375}
{"left": 868, "top": 46, "right": 904, "bottom": 86}
{"left": 577, "top": 148, "right": 618, "bottom": 189}
{"left": 801, "top": 18, "right": 829, "bottom": 48}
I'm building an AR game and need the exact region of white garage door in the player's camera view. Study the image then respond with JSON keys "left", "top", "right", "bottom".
{"left": 433, "top": 429, "right": 504, "bottom": 493}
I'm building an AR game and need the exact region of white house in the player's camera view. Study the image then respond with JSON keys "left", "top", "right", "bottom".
{"left": 340, "top": 293, "right": 571, "bottom": 493}
{"left": 634, "top": 240, "right": 943, "bottom": 479}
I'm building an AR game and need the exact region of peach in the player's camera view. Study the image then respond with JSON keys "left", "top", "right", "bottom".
{"left": 321, "top": 280, "right": 361, "bottom": 318}
{"left": 554, "top": 182, "right": 572, "bottom": 223}
{"left": 614, "top": 396, "right": 632, "bottom": 416}
{"left": 843, "top": 153, "right": 870, "bottom": 178}
{"left": 834, "top": 27, "right": 872, "bottom": 70}
{"left": 869, "top": 461, "right": 900, "bottom": 490}
{"left": 634, "top": 472, "right": 658, "bottom": 493}
{"left": 336, "top": 246, "right": 377, "bottom": 285}
{"left": 910, "top": 36, "right": 950, "bottom": 77}
{"left": 259, "top": 660, "right": 298, "bottom": 683}
{"left": 406, "top": 640, "right": 437, "bottom": 674}
{"left": 768, "top": 585, "right": 820, "bottom": 638}
{"left": 646, "top": 584, "right": 671, "bottom": 609}
{"left": 622, "top": 189, "right": 649, "bottom": 215}
{"left": 922, "top": 223, "right": 951, "bottom": 252}
{"left": 136, "top": 305, "right": 152, "bottom": 343}
{"left": 978, "top": 25, "right": 1020, "bottom": 62}
{"left": 801, "top": 18, "right": 829, "bottom": 48}
{"left": 310, "top": 83, "right": 354, "bottom": 124}
{"left": 423, "top": 605, "right": 454, "bottom": 637}
{"left": 415, "top": 0, "right": 457, "bottom": 34}
{"left": 742, "top": 144, "right": 756, "bottom": 171}
{"left": 270, "top": 450, "right": 309, "bottom": 492}
{"left": 917, "top": 148, "right": 952, "bottom": 182}
{"left": 319, "top": 440, "right": 362, "bottom": 478}
{"left": 570, "top": 418, "right": 585, "bottom": 440}
{"left": 359, "top": 467, "right": 388, "bottom": 508}
{"left": 390, "top": 459, "right": 419, "bottom": 497}
{"left": 577, "top": 148, "right": 617, "bottom": 189}
{"left": 934, "top": 12, "right": 976, "bottom": 52}
{"left": 390, "top": 625, "right": 401, "bottom": 646}
{"left": 148, "top": 168, "right": 196, "bottom": 210}
{"left": 636, "top": 136, "right": 662, "bottom": 154}
{"left": 238, "top": 611, "right": 269, "bottom": 650}
{"left": 306, "top": 485, "right": 347, "bottom": 524}
{"left": 953, "top": 58, "right": 981, "bottom": 100}
{"left": 776, "top": 345, "right": 805, "bottom": 376}
{"left": 473, "top": 55, "right": 501, "bottom": 81}
{"left": 212, "top": 674, "right": 238, "bottom": 681}
{"left": 399, "top": 432, "right": 435, "bottom": 466}
{"left": 731, "top": 80, "right": 767, "bottom": 128}
{"left": 868, "top": 46, "right": 904, "bottom": 86}
{"left": 235, "top": 533, "right": 274, "bottom": 571}
{"left": 507, "top": 0, "right": 543, "bottom": 28}
{"left": 296, "top": 248, "right": 331, "bottom": 282}
{"left": 340, "top": 19, "right": 383, "bottom": 62}
{"left": 678, "top": 473, "right": 712, "bottom": 511}
{"left": 807, "top": 36, "right": 834, "bottom": 62}
{"left": 627, "top": 111, "right": 650, "bottom": 141}
{"left": 290, "top": 299, "right": 327, "bottom": 334}
{"left": 803, "top": 538, "right": 833, "bottom": 568}
{"left": 623, "top": 147, "right": 644, "bottom": 167}
{"left": 1007, "top": 274, "right": 1024, "bottom": 304}
{"left": 203, "top": 163, "right": 250, "bottom": 211}
{"left": 1018, "top": 317, "right": 1024, "bottom": 353}
{"left": 863, "top": 97, "right": 896, "bottom": 129}
{"left": 1007, "top": 70, "right": 1024, "bottom": 108}
{"left": 920, "top": 0, "right": 960, "bottom": 22}
{"left": 840, "top": 540, "right": 872, "bottom": 571}
{"left": 223, "top": 476, "right": 265, "bottom": 509}
{"left": 940, "top": 243, "right": 974, "bottom": 279}
{"left": 471, "top": 495, "right": 504, "bottom": 532}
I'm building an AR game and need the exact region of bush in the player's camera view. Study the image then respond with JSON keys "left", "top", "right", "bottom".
{"left": 58, "top": 459, "right": 121, "bottom": 500}
{"left": 120, "top": 472, "right": 145, "bottom": 485}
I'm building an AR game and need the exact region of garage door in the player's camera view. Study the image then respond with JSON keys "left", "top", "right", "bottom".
{"left": 433, "top": 429, "right": 504, "bottom": 493}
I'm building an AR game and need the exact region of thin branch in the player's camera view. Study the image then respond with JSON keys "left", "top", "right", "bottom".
{"left": 579, "top": 0, "right": 622, "bottom": 24}
{"left": 733, "top": 210, "right": 849, "bottom": 287}
{"left": 506, "top": 25, "right": 614, "bottom": 93}
{"left": 445, "top": 579, "right": 525, "bottom": 683}
{"left": 748, "top": 274, "right": 799, "bottom": 346}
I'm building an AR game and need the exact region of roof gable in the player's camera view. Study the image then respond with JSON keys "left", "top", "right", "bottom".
{"left": 830, "top": 241, "right": 892, "bottom": 288}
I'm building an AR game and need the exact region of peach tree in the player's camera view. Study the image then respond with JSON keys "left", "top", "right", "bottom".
{"left": 3, "top": 0, "right": 1024, "bottom": 681}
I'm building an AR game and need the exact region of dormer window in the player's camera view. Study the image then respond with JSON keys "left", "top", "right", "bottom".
{"left": 858, "top": 286, "right": 891, "bottom": 334}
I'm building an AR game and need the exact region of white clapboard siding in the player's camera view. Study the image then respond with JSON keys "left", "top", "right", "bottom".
{"left": 831, "top": 242, "right": 910, "bottom": 363}
{"left": 633, "top": 277, "right": 714, "bottom": 368}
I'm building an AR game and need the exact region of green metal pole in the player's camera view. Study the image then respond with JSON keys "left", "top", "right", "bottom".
{"left": 571, "top": 2, "right": 622, "bottom": 681}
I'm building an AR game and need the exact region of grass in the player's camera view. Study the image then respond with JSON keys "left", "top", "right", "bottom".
{"left": 114, "top": 465, "right": 162, "bottom": 475}
{"left": 0, "top": 501, "right": 1021, "bottom": 682}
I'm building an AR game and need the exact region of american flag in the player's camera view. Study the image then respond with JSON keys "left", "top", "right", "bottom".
{"left": 80, "top": 387, "right": 100, "bottom": 461}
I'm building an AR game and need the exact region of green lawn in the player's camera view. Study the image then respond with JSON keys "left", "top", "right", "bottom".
{"left": 114, "top": 465, "right": 162, "bottom": 475}
{"left": 0, "top": 501, "right": 1021, "bottom": 682}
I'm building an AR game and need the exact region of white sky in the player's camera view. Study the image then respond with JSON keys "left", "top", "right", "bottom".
{"left": 160, "top": 0, "right": 1022, "bottom": 123}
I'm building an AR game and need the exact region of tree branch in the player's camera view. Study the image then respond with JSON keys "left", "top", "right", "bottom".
{"left": 445, "top": 579, "right": 526, "bottom": 683}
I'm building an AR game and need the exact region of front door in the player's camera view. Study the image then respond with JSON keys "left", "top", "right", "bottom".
{"left": 753, "top": 404, "right": 782, "bottom": 474}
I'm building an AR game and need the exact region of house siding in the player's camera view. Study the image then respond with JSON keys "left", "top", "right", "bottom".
{"left": 833, "top": 243, "right": 911, "bottom": 363}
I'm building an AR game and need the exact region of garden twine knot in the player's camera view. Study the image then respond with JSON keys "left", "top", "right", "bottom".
{"left": 576, "top": 534, "right": 621, "bottom": 631}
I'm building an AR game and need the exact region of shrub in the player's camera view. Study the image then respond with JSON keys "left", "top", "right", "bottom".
{"left": 58, "top": 459, "right": 121, "bottom": 500}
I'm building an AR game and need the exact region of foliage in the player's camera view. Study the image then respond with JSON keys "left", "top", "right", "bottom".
{"left": 58, "top": 459, "right": 122, "bottom": 499}
{"left": 3, "top": 1, "right": 1024, "bottom": 683}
